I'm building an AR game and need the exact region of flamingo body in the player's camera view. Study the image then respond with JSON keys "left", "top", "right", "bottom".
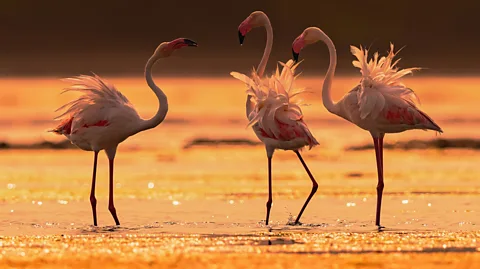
{"left": 254, "top": 119, "right": 317, "bottom": 151}
{"left": 334, "top": 86, "right": 442, "bottom": 135}
{"left": 232, "top": 60, "right": 318, "bottom": 152}
{"left": 326, "top": 44, "right": 442, "bottom": 136}
{"left": 52, "top": 75, "right": 142, "bottom": 151}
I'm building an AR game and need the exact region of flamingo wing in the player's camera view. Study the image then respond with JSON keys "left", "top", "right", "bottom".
{"left": 375, "top": 94, "right": 442, "bottom": 132}
{"left": 258, "top": 117, "right": 319, "bottom": 149}
{"left": 231, "top": 60, "right": 318, "bottom": 149}
{"left": 52, "top": 74, "right": 141, "bottom": 135}
{"left": 344, "top": 44, "right": 442, "bottom": 133}
{"left": 351, "top": 44, "right": 421, "bottom": 121}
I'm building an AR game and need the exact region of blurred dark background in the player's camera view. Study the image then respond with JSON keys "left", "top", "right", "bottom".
{"left": 0, "top": 0, "right": 477, "bottom": 76}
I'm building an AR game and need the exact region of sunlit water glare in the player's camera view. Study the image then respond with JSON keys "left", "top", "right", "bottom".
{"left": 0, "top": 76, "right": 479, "bottom": 267}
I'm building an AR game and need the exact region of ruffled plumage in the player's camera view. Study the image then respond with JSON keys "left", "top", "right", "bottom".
{"left": 231, "top": 60, "right": 318, "bottom": 149}
{"left": 351, "top": 43, "right": 421, "bottom": 120}
{"left": 51, "top": 74, "right": 140, "bottom": 134}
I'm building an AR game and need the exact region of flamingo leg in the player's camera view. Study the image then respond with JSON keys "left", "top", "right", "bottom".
{"left": 294, "top": 150, "right": 318, "bottom": 225}
{"left": 108, "top": 159, "right": 121, "bottom": 225}
{"left": 90, "top": 151, "right": 99, "bottom": 226}
{"left": 379, "top": 135, "right": 384, "bottom": 169}
{"left": 373, "top": 134, "right": 385, "bottom": 228}
{"left": 265, "top": 156, "right": 273, "bottom": 225}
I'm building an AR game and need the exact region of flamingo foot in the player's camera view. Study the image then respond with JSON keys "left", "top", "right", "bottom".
{"left": 286, "top": 219, "right": 303, "bottom": 226}
{"left": 109, "top": 205, "right": 121, "bottom": 226}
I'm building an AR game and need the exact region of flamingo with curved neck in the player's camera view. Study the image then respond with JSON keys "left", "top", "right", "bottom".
{"left": 50, "top": 38, "right": 197, "bottom": 226}
{"left": 233, "top": 12, "right": 320, "bottom": 226}
{"left": 292, "top": 27, "right": 442, "bottom": 229}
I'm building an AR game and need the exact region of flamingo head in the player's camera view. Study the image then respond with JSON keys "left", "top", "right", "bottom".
{"left": 238, "top": 11, "right": 268, "bottom": 45}
{"left": 154, "top": 38, "right": 197, "bottom": 58}
{"left": 292, "top": 27, "right": 321, "bottom": 62}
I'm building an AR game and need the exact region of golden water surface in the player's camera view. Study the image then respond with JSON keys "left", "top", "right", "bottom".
{"left": 0, "top": 76, "right": 479, "bottom": 268}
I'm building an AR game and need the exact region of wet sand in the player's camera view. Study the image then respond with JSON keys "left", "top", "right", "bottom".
{"left": 1, "top": 190, "right": 479, "bottom": 268}
{"left": 1, "top": 231, "right": 479, "bottom": 268}
{"left": 3, "top": 253, "right": 480, "bottom": 269}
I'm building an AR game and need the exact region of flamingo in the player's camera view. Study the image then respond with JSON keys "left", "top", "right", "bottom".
{"left": 50, "top": 38, "right": 198, "bottom": 226}
{"left": 291, "top": 27, "right": 443, "bottom": 229}
{"left": 231, "top": 11, "right": 319, "bottom": 225}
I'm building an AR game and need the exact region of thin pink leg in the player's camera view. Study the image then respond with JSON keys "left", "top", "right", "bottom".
{"left": 379, "top": 135, "right": 384, "bottom": 168}
{"left": 108, "top": 159, "right": 120, "bottom": 225}
{"left": 372, "top": 134, "right": 385, "bottom": 228}
{"left": 294, "top": 150, "right": 318, "bottom": 225}
{"left": 90, "top": 151, "right": 99, "bottom": 226}
{"left": 265, "top": 156, "right": 273, "bottom": 225}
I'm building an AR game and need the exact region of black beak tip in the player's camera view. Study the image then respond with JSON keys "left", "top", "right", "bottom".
{"left": 238, "top": 31, "right": 245, "bottom": 45}
{"left": 292, "top": 49, "right": 299, "bottom": 63}
{"left": 183, "top": 38, "right": 198, "bottom": 47}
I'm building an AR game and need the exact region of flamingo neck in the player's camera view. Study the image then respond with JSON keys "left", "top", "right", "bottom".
{"left": 314, "top": 28, "right": 338, "bottom": 115}
{"left": 138, "top": 54, "right": 168, "bottom": 132}
{"left": 247, "top": 15, "right": 273, "bottom": 119}
{"left": 256, "top": 17, "right": 273, "bottom": 77}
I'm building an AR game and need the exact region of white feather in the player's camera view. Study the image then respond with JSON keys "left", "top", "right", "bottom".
{"left": 53, "top": 74, "right": 141, "bottom": 135}
{"left": 350, "top": 44, "right": 421, "bottom": 120}
{"left": 231, "top": 60, "right": 307, "bottom": 134}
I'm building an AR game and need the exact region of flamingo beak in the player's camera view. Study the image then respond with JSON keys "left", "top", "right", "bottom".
{"left": 238, "top": 31, "right": 245, "bottom": 45}
{"left": 292, "top": 35, "right": 305, "bottom": 63}
{"left": 292, "top": 49, "right": 299, "bottom": 63}
{"left": 183, "top": 39, "right": 198, "bottom": 47}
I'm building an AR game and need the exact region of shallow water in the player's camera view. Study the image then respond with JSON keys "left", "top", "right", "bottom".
{"left": 0, "top": 76, "right": 479, "bottom": 267}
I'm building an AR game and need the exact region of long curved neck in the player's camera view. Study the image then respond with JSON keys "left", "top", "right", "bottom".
{"left": 314, "top": 28, "right": 338, "bottom": 115}
{"left": 247, "top": 16, "right": 273, "bottom": 119}
{"left": 256, "top": 17, "right": 273, "bottom": 77}
{"left": 139, "top": 54, "right": 168, "bottom": 132}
